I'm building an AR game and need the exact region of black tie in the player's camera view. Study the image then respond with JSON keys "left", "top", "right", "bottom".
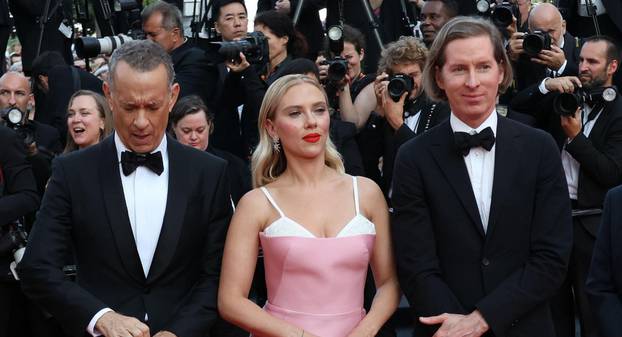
{"left": 121, "top": 151, "right": 164, "bottom": 176}
{"left": 454, "top": 127, "right": 496, "bottom": 156}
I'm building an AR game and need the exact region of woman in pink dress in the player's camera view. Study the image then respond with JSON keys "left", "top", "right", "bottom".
{"left": 218, "top": 74, "right": 399, "bottom": 337}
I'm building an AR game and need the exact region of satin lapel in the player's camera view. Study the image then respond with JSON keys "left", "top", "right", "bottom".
{"left": 588, "top": 102, "right": 613, "bottom": 144}
{"left": 486, "top": 117, "right": 521, "bottom": 240}
{"left": 99, "top": 136, "right": 145, "bottom": 283}
{"left": 147, "top": 138, "right": 188, "bottom": 283}
{"left": 429, "top": 123, "right": 486, "bottom": 237}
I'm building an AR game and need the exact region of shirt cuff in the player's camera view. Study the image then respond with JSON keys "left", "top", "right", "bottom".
{"left": 87, "top": 308, "right": 113, "bottom": 336}
{"left": 538, "top": 78, "right": 551, "bottom": 94}
{"left": 557, "top": 59, "right": 568, "bottom": 75}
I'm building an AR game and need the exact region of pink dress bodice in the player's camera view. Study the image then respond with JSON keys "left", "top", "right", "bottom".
{"left": 257, "top": 177, "right": 376, "bottom": 337}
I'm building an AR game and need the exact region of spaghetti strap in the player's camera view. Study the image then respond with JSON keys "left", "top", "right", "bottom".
{"left": 260, "top": 187, "right": 285, "bottom": 217}
{"left": 352, "top": 176, "right": 360, "bottom": 215}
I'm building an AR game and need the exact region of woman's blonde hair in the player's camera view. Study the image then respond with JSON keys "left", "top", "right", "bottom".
{"left": 63, "top": 90, "right": 114, "bottom": 153}
{"left": 251, "top": 74, "right": 344, "bottom": 187}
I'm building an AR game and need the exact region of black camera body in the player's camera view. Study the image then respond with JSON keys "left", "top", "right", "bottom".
{"left": 0, "top": 107, "right": 35, "bottom": 146}
{"left": 477, "top": 0, "right": 520, "bottom": 28}
{"left": 387, "top": 74, "right": 414, "bottom": 102}
{"left": 523, "top": 31, "right": 552, "bottom": 57}
{"left": 216, "top": 31, "right": 269, "bottom": 65}
{"left": 320, "top": 57, "right": 348, "bottom": 83}
{"left": 553, "top": 86, "right": 618, "bottom": 116}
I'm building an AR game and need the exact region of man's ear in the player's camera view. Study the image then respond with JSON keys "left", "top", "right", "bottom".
{"left": 102, "top": 81, "right": 113, "bottom": 111}
{"left": 608, "top": 59, "right": 619, "bottom": 77}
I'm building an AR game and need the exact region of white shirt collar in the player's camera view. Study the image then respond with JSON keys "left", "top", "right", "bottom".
{"left": 450, "top": 109, "right": 498, "bottom": 136}
{"left": 114, "top": 132, "right": 168, "bottom": 163}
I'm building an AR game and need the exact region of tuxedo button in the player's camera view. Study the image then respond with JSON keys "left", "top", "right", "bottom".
{"left": 481, "top": 258, "right": 490, "bottom": 266}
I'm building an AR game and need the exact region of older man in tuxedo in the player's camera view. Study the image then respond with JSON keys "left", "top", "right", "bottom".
{"left": 391, "top": 17, "right": 573, "bottom": 337}
{"left": 19, "top": 40, "right": 232, "bottom": 337}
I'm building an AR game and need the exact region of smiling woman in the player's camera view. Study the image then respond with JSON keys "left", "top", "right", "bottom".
{"left": 64, "top": 90, "right": 114, "bottom": 153}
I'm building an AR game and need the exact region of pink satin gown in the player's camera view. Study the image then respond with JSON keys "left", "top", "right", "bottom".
{"left": 258, "top": 176, "right": 376, "bottom": 337}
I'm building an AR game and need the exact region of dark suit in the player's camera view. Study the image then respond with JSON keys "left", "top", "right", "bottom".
{"left": 391, "top": 116, "right": 572, "bottom": 337}
{"left": 558, "top": 0, "right": 622, "bottom": 41}
{"left": 19, "top": 135, "right": 232, "bottom": 337}
{"left": 586, "top": 185, "right": 622, "bottom": 337}
{"left": 514, "top": 32, "right": 581, "bottom": 91}
{"left": 171, "top": 41, "right": 218, "bottom": 106}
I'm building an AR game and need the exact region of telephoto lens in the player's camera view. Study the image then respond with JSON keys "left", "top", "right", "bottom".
{"left": 75, "top": 35, "right": 134, "bottom": 59}
{"left": 387, "top": 74, "right": 414, "bottom": 102}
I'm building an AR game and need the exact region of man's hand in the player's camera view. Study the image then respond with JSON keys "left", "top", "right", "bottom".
{"left": 95, "top": 311, "right": 150, "bottom": 337}
{"left": 225, "top": 52, "right": 250, "bottom": 73}
{"left": 507, "top": 32, "right": 525, "bottom": 62}
{"left": 532, "top": 45, "right": 566, "bottom": 71}
{"left": 373, "top": 73, "right": 389, "bottom": 116}
{"left": 315, "top": 55, "right": 329, "bottom": 82}
{"left": 383, "top": 91, "right": 407, "bottom": 130}
{"left": 420, "top": 310, "right": 489, "bottom": 337}
{"left": 274, "top": 0, "right": 291, "bottom": 14}
{"left": 153, "top": 331, "right": 176, "bottom": 337}
{"left": 561, "top": 108, "right": 582, "bottom": 140}
{"left": 544, "top": 76, "right": 581, "bottom": 93}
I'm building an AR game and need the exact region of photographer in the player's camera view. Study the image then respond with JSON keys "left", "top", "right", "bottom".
{"left": 207, "top": 0, "right": 266, "bottom": 160}
{"left": 0, "top": 71, "right": 61, "bottom": 195}
{"left": 511, "top": 36, "right": 622, "bottom": 337}
{"left": 419, "top": 0, "right": 458, "bottom": 48}
{"left": 142, "top": 1, "right": 216, "bottom": 105}
{"left": 508, "top": 3, "right": 581, "bottom": 91}
{"left": 0, "top": 124, "right": 39, "bottom": 337}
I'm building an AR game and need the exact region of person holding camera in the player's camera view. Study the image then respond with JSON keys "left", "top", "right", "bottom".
{"left": 508, "top": 3, "right": 581, "bottom": 91}
{"left": 511, "top": 35, "right": 622, "bottom": 337}
{"left": 0, "top": 124, "right": 39, "bottom": 337}
{"left": 0, "top": 71, "right": 62, "bottom": 195}
{"left": 142, "top": 1, "right": 216, "bottom": 106}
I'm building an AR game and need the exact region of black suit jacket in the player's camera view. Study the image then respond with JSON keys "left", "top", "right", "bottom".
{"left": 19, "top": 135, "right": 232, "bottom": 337}
{"left": 511, "top": 85, "right": 622, "bottom": 216}
{"left": 391, "top": 117, "right": 572, "bottom": 337}
{"left": 514, "top": 32, "right": 580, "bottom": 91}
{"left": 171, "top": 41, "right": 218, "bottom": 105}
{"left": 586, "top": 185, "right": 622, "bottom": 337}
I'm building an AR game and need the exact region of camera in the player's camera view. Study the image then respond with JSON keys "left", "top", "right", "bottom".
{"left": 0, "top": 107, "right": 35, "bottom": 146}
{"left": 476, "top": 0, "right": 520, "bottom": 28}
{"left": 75, "top": 34, "right": 138, "bottom": 59}
{"left": 320, "top": 57, "right": 348, "bottom": 83}
{"left": 388, "top": 74, "right": 414, "bottom": 102}
{"left": 553, "top": 86, "right": 618, "bottom": 116}
{"left": 523, "top": 31, "right": 552, "bottom": 57}
{"left": 216, "top": 31, "right": 269, "bottom": 65}
{"left": 0, "top": 221, "right": 28, "bottom": 281}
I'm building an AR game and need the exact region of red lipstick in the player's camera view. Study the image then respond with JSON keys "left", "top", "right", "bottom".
{"left": 303, "top": 133, "right": 321, "bottom": 143}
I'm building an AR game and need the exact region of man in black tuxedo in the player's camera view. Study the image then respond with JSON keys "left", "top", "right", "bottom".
{"left": 391, "top": 16, "right": 572, "bottom": 337}
{"left": 19, "top": 40, "right": 232, "bottom": 337}
{"left": 507, "top": 3, "right": 581, "bottom": 91}
{"left": 587, "top": 185, "right": 622, "bottom": 337}
{"left": 142, "top": 1, "right": 217, "bottom": 106}
{"left": 510, "top": 36, "right": 622, "bottom": 337}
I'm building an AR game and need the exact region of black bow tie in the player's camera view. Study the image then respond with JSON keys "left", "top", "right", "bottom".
{"left": 121, "top": 151, "right": 164, "bottom": 176}
{"left": 454, "top": 127, "right": 496, "bottom": 156}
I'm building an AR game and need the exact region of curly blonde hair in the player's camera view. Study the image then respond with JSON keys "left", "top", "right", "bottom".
{"left": 377, "top": 36, "right": 428, "bottom": 75}
{"left": 251, "top": 74, "right": 344, "bottom": 187}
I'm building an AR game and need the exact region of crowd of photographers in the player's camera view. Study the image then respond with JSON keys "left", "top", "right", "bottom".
{"left": 2, "top": 0, "right": 622, "bottom": 336}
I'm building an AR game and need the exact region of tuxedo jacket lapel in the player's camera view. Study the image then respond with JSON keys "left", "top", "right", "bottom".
{"left": 486, "top": 117, "right": 521, "bottom": 240}
{"left": 430, "top": 122, "right": 486, "bottom": 237}
{"left": 99, "top": 136, "right": 145, "bottom": 283}
{"left": 147, "top": 138, "right": 188, "bottom": 283}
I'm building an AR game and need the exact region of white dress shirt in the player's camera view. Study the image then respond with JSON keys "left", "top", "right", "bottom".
{"left": 562, "top": 105, "right": 603, "bottom": 200}
{"left": 87, "top": 133, "right": 169, "bottom": 336}
{"left": 450, "top": 111, "right": 497, "bottom": 233}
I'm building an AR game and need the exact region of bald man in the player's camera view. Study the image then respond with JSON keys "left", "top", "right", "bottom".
{"left": 508, "top": 3, "right": 581, "bottom": 91}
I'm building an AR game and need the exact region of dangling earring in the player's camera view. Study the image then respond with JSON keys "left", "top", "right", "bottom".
{"left": 272, "top": 137, "right": 281, "bottom": 153}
